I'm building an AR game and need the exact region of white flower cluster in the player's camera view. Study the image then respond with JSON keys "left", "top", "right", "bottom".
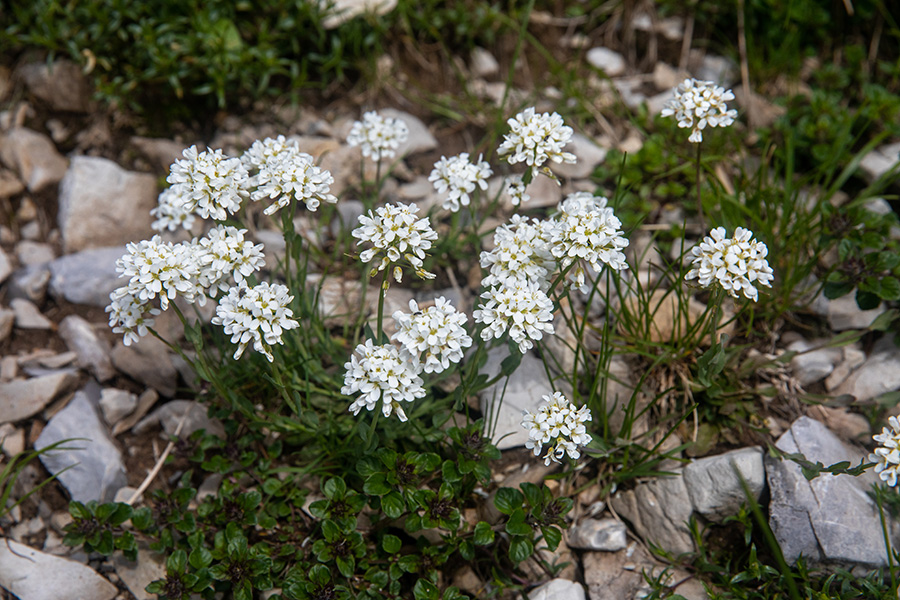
{"left": 498, "top": 107, "right": 576, "bottom": 170}
{"left": 115, "top": 236, "right": 202, "bottom": 311}
{"left": 871, "top": 417, "right": 900, "bottom": 487}
{"left": 196, "top": 225, "right": 266, "bottom": 297}
{"left": 661, "top": 78, "right": 738, "bottom": 143}
{"left": 504, "top": 175, "right": 530, "bottom": 207}
{"left": 167, "top": 145, "right": 249, "bottom": 221}
{"left": 242, "top": 136, "right": 337, "bottom": 214}
{"left": 212, "top": 282, "right": 299, "bottom": 362}
{"left": 685, "top": 226, "right": 774, "bottom": 301}
{"left": 392, "top": 298, "right": 473, "bottom": 374}
{"left": 342, "top": 339, "right": 426, "bottom": 422}
{"left": 429, "top": 153, "right": 492, "bottom": 212}
{"left": 151, "top": 187, "right": 196, "bottom": 232}
{"left": 480, "top": 215, "right": 555, "bottom": 292}
{"left": 474, "top": 280, "right": 555, "bottom": 354}
{"left": 521, "top": 391, "right": 592, "bottom": 466}
{"left": 106, "top": 291, "right": 161, "bottom": 347}
{"left": 346, "top": 111, "right": 409, "bottom": 161}
{"left": 352, "top": 202, "right": 438, "bottom": 283}
{"left": 549, "top": 192, "right": 629, "bottom": 290}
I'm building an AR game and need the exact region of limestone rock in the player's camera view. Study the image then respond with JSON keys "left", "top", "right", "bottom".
{"left": 0, "top": 538, "right": 117, "bottom": 600}
{"left": 6, "top": 265, "right": 50, "bottom": 304}
{"left": 321, "top": 0, "right": 398, "bottom": 28}
{"left": 528, "top": 578, "right": 585, "bottom": 600}
{"left": 822, "top": 293, "right": 886, "bottom": 331}
{"left": 379, "top": 109, "right": 437, "bottom": 157}
{"left": 825, "top": 345, "right": 865, "bottom": 391}
{"left": 58, "top": 315, "right": 115, "bottom": 382}
{"left": 833, "top": 347, "right": 900, "bottom": 403}
{"left": 18, "top": 60, "right": 92, "bottom": 113}
{"left": 859, "top": 143, "right": 900, "bottom": 184}
{"left": 130, "top": 136, "right": 188, "bottom": 172}
{"left": 36, "top": 388, "right": 128, "bottom": 503}
{"left": 470, "top": 47, "right": 499, "bottom": 78}
{"left": 0, "top": 371, "right": 78, "bottom": 424}
{"left": 0, "top": 248, "right": 11, "bottom": 285}
{"left": 683, "top": 447, "right": 765, "bottom": 522}
{"left": 787, "top": 339, "right": 842, "bottom": 387}
{"left": 58, "top": 156, "right": 157, "bottom": 253}
{"left": 549, "top": 133, "right": 607, "bottom": 180}
{"left": 98, "top": 388, "right": 137, "bottom": 426}
{"left": 15, "top": 241, "right": 55, "bottom": 266}
{"left": 110, "top": 337, "right": 178, "bottom": 397}
{"left": 567, "top": 518, "right": 628, "bottom": 551}
{"left": 10, "top": 298, "right": 53, "bottom": 330}
{"left": 113, "top": 546, "right": 166, "bottom": 600}
{"left": 135, "top": 400, "right": 225, "bottom": 438}
{"left": 586, "top": 47, "right": 626, "bottom": 77}
{"left": 48, "top": 246, "right": 126, "bottom": 307}
{"left": 0, "top": 128, "right": 68, "bottom": 193}
{"left": 767, "top": 416, "right": 889, "bottom": 566}
{"left": 610, "top": 470, "right": 695, "bottom": 555}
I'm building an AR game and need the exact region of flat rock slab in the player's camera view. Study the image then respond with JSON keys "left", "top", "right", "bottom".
{"left": 767, "top": 416, "right": 889, "bottom": 566}
{"left": 0, "top": 371, "right": 78, "bottom": 424}
{"left": 0, "top": 538, "right": 117, "bottom": 600}
{"left": 48, "top": 246, "right": 126, "bottom": 307}
{"left": 567, "top": 517, "right": 628, "bottom": 551}
{"left": 59, "top": 315, "right": 115, "bottom": 382}
{"left": 36, "top": 389, "right": 128, "bottom": 503}
{"left": 610, "top": 469, "right": 695, "bottom": 556}
{"left": 683, "top": 446, "right": 766, "bottom": 522}
{"left": 0, "top": 128, "right": 68, "bottom": 193}
{"left": 529, "top": 578, "right": 586, "bottom": 600}
{"left": 113, "top": 546, "right": 166, "bottom": 600}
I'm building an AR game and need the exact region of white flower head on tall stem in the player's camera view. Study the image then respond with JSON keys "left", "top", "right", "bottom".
{"left": 871, "top": 416, "right": 900, "bottom": 487}
{"left": 660, "top": 78, "right": 738, "bottom": 143}
{"left": 685, "top": 226, "right": 774, "bottom": 301}
{"left": 244, "top": 138, "right": 337, "bottom": 214}
{"left": 480, "top": 214, "right": 555, "bottom": 292}
{"left": 549, "top": 192, "right": 629, "bottom": 290}
{"left": 212, "top": 282, "right": 299, "bottom": 362}
{"left": 346, "top": 111, "right": 409, "bottom": 161}
{"left": 342, "top": 339, "right": 426, "bottom": 422}
{"left": 106, "top": 287, "right": 161, "bottom": 346}
{"left": 116, "top": 236, "right": 201, "bottom": 311}
{"left": 392, "top": 298, "right": 473, "bottom": 374}
{"left": 522, "top": 391, "right": 592, "bottom": 466}
{"left": 429, "top": 152, "right": 492, "bottom": 212}
{"left": 151, "top": 187, "right": 196, "bottom": 232}
{"left": 497, "top": 107, "right": 576, "bottom": 171}
{"left": 504, "top": 175, "right": 530, "bottom": 207}
{"left": 473, "top": 280, "right": 555, "bottom": 354}
{"left": 166, "top": 145, "right": 249, "bottom": 221}
{"left": 196, "top": 225, "right": 266, "bottom": 297}
{"left": 352, "top": 202, "right": 438, "bottom": 283}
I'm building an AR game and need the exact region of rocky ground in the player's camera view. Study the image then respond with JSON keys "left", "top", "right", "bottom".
{"left": 1, "top": 30, "right": 900, "bottom": 600}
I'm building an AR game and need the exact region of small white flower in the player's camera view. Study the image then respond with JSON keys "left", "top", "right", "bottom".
{"left": 166, "top": 146, "right": 249, "bottom": 221}
{"left": 106, "top": 288, "right": 161, "bottom": 346}
{"left": 392, "top": 298, "right": 473, "bottom": 374}
{"left": 480, "top": 214, "right": 555, "bottom": 292}
{"left": 116, "top": 236, "right": 201, "bottom": 311}
{"left": 685, "top": 226, "right": 774, "bottom": 301}
{"left": 504, "top": 175, "right": 530, "bottom": 207}
{"left": 342, "top": 339, "right": 426, "bottom": 422}
{"left": 549, "top": 192, "right": 630, "bottom": 290}
{"left": 151, "top": 187, "right": 196, "bottom": 232}
{"left": 429, "top": 153, "right": 492, "bottom": 212}
{"left": 497, "top": 107, "right": 576, "bottom": 170}
{"left": 660, "top": 78, "right": 738, "bottom": 143}
{"left": 521, "top": 391, "right": 592, "bottom": 466}
{"left": 352, "top": 202, "right": 438, "bottom": 282}
{"left": 244, "top": 137, "right": 337, "bottom": 214}
{"left": 871, "top": 416, "right": 900, "bottom": 487}
{"left": 212, "top": 282, "right": 299, "bottom": 362}
{"left": 196, "top": 225, "right": 266, "bottom": 297}
{"left": 346, "top": 111, "right": 409, "bottom": 161}
{"left": 473, "top": 280, "right": 555, "bottom": 354}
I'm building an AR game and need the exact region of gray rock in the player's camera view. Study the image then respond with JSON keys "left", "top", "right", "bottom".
{"left": 35, "top": 388, "right": 128, "bottom": 503}
{"left": 833, "top": 348, "right": 900, "bottom": 402}
{"left": 113, "top": 546, "right": 166, "bottom": 600}
{"left": 549, "top": 133, "right": 607, "bottom": 180}
{"left": 683, "top": 447, "right": 765, "bottom": 522}
{"left": 15, "top": 241, "right": 55, "bottom": 267}
{"left": 859, "top": 144, "right": 900, "bottom": 184}
{"left": 110, "top": 337, "right": 178, "bottom": 397}
{"left": 0, "top": 128, "right": 68, "bottom": 193}
{"left": 19, "top": 220, "right": 41, "bottom": 241}
{"left": 332, "top": 199, "right": 365, "bottom": 237}
{"left": 58, "top": 156, "right": 157, "bottom": 253}
{"left": 0, "top": 423, "right": 25, "bottom": 456}
{"left": 767, "top": 416, "right": 889, "bottom": 566}
{"left": 599, "top": 355, "right": 642, "bottom": 436}
{"left": 10, "top": 298, "right": 53, "bottom": 330}
{"left": 130, "top": 136, "right": 187, "bottom": 172}
{"left": 470, "top": 47, "right": 499, "bottom": 78}
{"left": 787, "top": 339, "right": 842, "bottom": 386}
{"left": 0, "top": 248, "right": 12, "bottom": 285}
{"left": 695, "top": 54, "right": 738, "bottom": 86}
{"left": 98, "top": 388, "right": 137, "bottom": 426}
{"left": 0, "top": 538, "right": 117, "bottom": 600}
{"left": 6, "top": 265, "right": 50, "bottom": 304}
{"left": 134, "top": 399, "right": 224, "bottom": 438}
{"left": 612, "top": 76, "right": 646, "bottom": 110}
{"left": 528, "top": 578, "right": 585, "bottom": 600}
{"left": 567, "top": 518, "right": 628, "bottom": 551}
{"left": 583, "top": 543, "right": 656, "bottom": 600}
{"left": 825, "top": 345, "right": 866, "bottom": 391}
{"left": 321, "top": 0, "right": 398, "bottom": 28}
{"left": 0, "top": 371, "right": 77, "bottom": 424}
{"left": 822, "top": 293, "right": 886, "bottom": 331}
{"left": 59, "top": 315, "right": 115, "bottom": 382}
{"left": 479, "top": 347, "right": 554, "bottom": 450}
{"left": 112, "top": 389, "right": 159, "bottom": 436}
{"left": 380, "top": 109, "right": 438, "bottom": 157}
{"left": 18, "top": 60, "right": 92, "bottom": 113}
{"left": 610, "top": 470, "right": 695, "bottom": 556}
{"left": 48, "top": 246, "right": 125, "bottom": 307}
{"left": 586, "top": 47, "right": 626, "bottom": 77}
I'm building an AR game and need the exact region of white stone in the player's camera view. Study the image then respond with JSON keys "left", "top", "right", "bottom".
{"left": 0, "top": 248, "right": 11, "bottom": 285}
{"left": 379, "top": 108, "right": 437, "bottom": 157}
{"left": 0, "top": 538, "right": 117, "bottom": 600}
{"left": 586, "top": 47, "right": 626, "bottom": 77}
{"left": 859, "top": 144, "right": 900, "bottom": 184}
{"left": 59, "top": 315, "right": 115, "bottom": 382}
{"left": 114, "top": 547, "right": 166, "bottom": 600}
{"left": 0, "top": 128, "right": 68, "bottom": 193}
{"left": 15, "top": 241, "right": 55, "bottom": 266}
{"left": 470, "top": 47, "right": 499, "bottom": 78}
{"left": 683, "top": 447, "right": 765, "bottom": 522}
{"left": 99, "top": 388, "right": 138, "bottom": 426}
{"left": 321, "top": 0, "right": 397, "bottom": 28}
{"left": 549, "top": 133, "right": 607, "bottom": 179}
{"left": 787, "top": 339, "right": 842, "bottom": 387}
{"left": 833, "top": 348, "right": 900, "bottom": 402}
{"left": 48, "top": 246, "right": 128, "bottom": 307}
{"left": 610, "top": 470, "right": 694, "bottom": 555}
{"left": 10, "top": 298, "right": 53, "bottom": 330}
{"left": 567, "top": 518, "right": 628, "bottom": 551}
{"left": 822, "top": 293, "right": 886, "bottom": 331}
{"left": 527, "top": 578, "right": 585, "bottom": 600}
{"left": 825, "top": 345, "right": 865, "bottom": 391}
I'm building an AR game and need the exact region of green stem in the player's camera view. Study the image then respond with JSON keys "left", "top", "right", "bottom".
{"left": 270, "top": 356, "right": 300, "bottom": 417}
{"left": 695, "top": 141, "right": 705, "bottom": 230}
{"left": 365, "top": 408, "right": 381, "bottom": 452}
{"left": 376, "top": 268, "right": 388, "bottom": 343}
{"left": 877, "top": 489, "right": 898, "bottom": 592}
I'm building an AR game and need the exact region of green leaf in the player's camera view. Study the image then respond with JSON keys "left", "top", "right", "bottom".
{"left": 441, "top": 461, "right": 461, "bottom": 482}
{"left": 508, "top": 535, "right": 533, "bottom": 564}
{"left": 459, "top": 539, "right": 474, "bottom": 561}
{"left": 335, "top": 555, "right": 354, "bottom": 579}
{"left": 189, "top": 546, "right": 213, "bottom": 570}
{"left": 494, "top": 488, "right": 523, "bottom": 515}
{"left": 413, "top": 578, "right": 440, "bottom": 600}
{"left": 505, "top": 508, "right": 532, "bottom": 536}
{"left": 880, "top": 277, "right": 900, "bottom": 301}
{"left": 541, "top": 525, "right": 562, "bottom": 551}
{"left": 473, "top": 521, "right": 495, "bottom": 546}
{"left": 823, "top": 279, "right": 854, "bottom": 299}
{"left": 856, "top": 289, "right": 881, "bottom": 310}
{"left": 381, "top": 491, "right": 405, "bottom": 519}
{"left": 382, "top": 534, "right": 402, "bottom": 554}
{"left": 167, "top": 549, "right": 187, "bottom": 574}
{"left": 364, "top": 474, "right": 391, "bottom": 496}
{"left": 323, "top": 477, "right": 346, "bottom": 499}
{"left": 519, "top": 482, "right": 542, "bottom": 508}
